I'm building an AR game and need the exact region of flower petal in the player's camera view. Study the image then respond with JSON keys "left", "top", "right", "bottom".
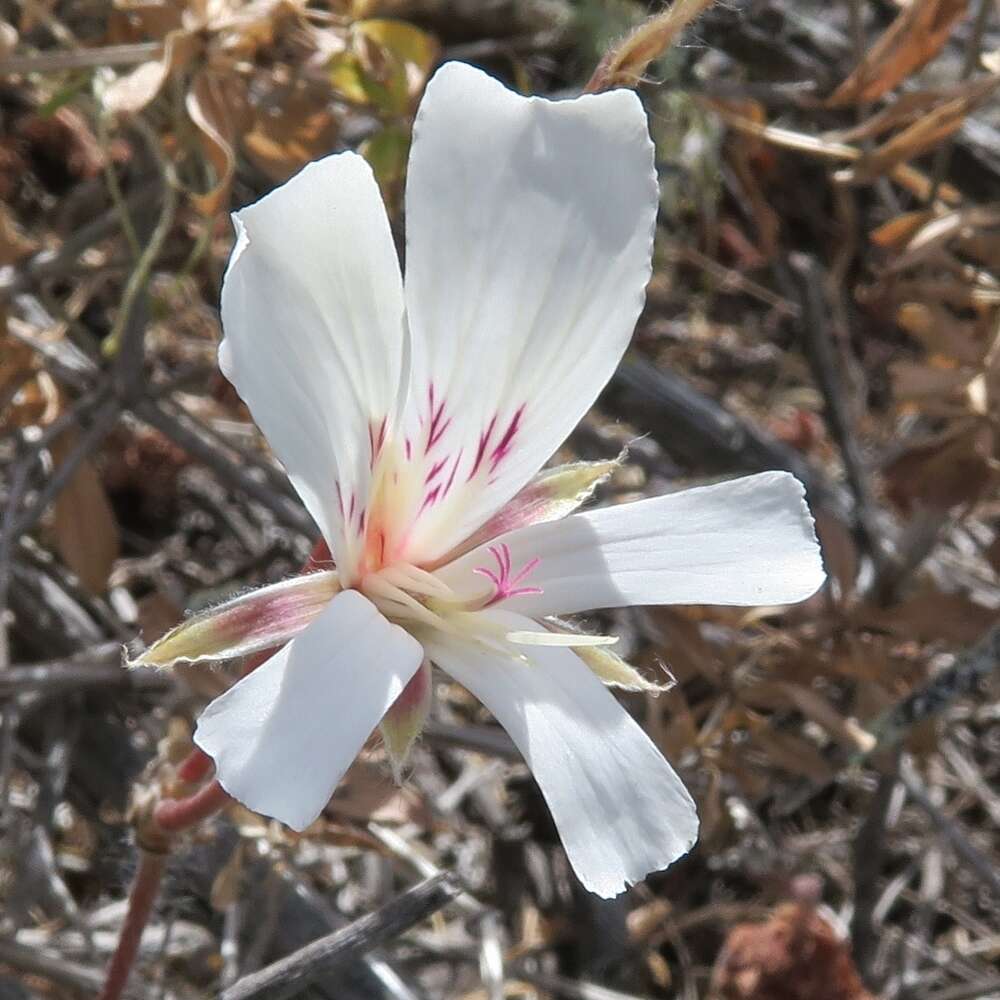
{"left": 194, "top": 589, "right": 423, "bottom": 831}
{"left": 397, "top": 62, "right": 657, "bottom": 563}
{"left": 220, "top": 153, "right": 405, "bottom": 578}
{"left": 437, "top": 471, "right": 825, "bottom": 616}
{"left": 424, "top": 613, "right": 698, "bottom": 898}
{"left": 132, "top": 571, "right": 340, "bottom": 668}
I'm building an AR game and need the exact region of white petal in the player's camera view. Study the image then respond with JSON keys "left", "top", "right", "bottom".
{"left": 437, "top": 471, "right": 825, "bottom": 616}
{"left": 194, "top": 590, "right": 423, "bottom": 831}
{"left": 397, "top": 62, "right": 657, "bottom": 563}
{"left": 424, "top": 613, "right": 698, "bottom": 897}
{"left": 220, "top": 153, "right": 405, "bottom": 577}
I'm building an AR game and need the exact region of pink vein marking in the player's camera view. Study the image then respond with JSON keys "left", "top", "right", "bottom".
{"left": 425, "top": 384, "right": 450, "bottom": 453}
{"left": 473, "top": 542, "right": 542, "bottom": 607}
{"left": 489, "top": 406, "right": 524, "bottom": 474}
{"left": 368, "top": 416, "right": 388, "bottom": 469}
{"left": 425, "top": 456, "right": 449, "bottom": 485}
{"left": 468, "top": 415, "right": 497, "bottom": 480}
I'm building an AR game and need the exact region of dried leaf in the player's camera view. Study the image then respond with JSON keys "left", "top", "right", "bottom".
{"left": 0, "top": 202, "right": 37, "bottom": 265}
{"left": 838, "top": 76, "right": 1000, "bottom": 184}
{"left": 585, "top": 0, "right": 716, "bottom": 93}
{"left": 244, "top": 89, "right": 339, "bottom": 182}
{"left": 50, "top": 434, "right": 120, "bottom": 595}
{"left": 828, "top": 0, "right": 970, "bottom": 106}
{"left": 185, "top": 68, "right": 250, "bottom": 215}
{"left": 870, "top": 210, "right": 936, "bottom": 250}
{"left": 884, "top": 423, "right": 994, "bottom": 512}
{"left": 102, "top": 28, "right": 199, "bottom": 114}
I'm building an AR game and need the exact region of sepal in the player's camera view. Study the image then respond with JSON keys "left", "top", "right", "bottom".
{"left": 131, "top": 571, "right": 341, "bottom": 668}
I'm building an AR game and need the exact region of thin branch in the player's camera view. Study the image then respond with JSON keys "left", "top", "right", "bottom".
{"left": 134, "top": 399, "right": 314, "bottom": 535}
{"left": 220, "top": 874, "right": 463, "bottom": 1000}
{"left": 898, "top": 755, "right": 1000, "bottom": 897}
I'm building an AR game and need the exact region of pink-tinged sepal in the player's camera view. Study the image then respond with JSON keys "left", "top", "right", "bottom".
{"left": 130, "top": 571, "right": 341, "bottom": 668}
{"left": 379, "top": 658, "right": 433, "bottom": 780}
{"left": 441, "top": 457, "right": 620, "bottom": 564}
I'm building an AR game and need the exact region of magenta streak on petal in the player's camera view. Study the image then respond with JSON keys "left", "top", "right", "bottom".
{"left": 489, "top": 406, "right": 524, "bottom": 474}
{"left": 335, "top": 481, "right": 345, "bottom": 518}
{"left": 368, "top": 416, "right": 388, "bottom": 469}
{"left": 405, "top": 438, "right": 412, "bottom": 461}
{"left": 442, "top": 449, "right": 463, "bottom": 498}
{"left": 425, "top": 384, "right": 450, "bottom": 453}
{"left": 472, "top": 542, "right": 543, "bottom": 607}
{"left": 468, "top": 415, "right": 498, "bottom": 480}
{"left": 420, "top": 484, "right": 442, "bottom": 514}
{"left": 425, "top": 456, "right": 449, "bottom": 485}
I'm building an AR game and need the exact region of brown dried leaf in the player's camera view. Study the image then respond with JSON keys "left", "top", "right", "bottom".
{"left": 50, "top": 434, "right": 120, "bottom": 595}
{"left": 102, "top": 28, "right": 199, "bottom": 114}
{"left": 0, "top": 203, "right": 37, "bottom": 265}
{"left": 185, "top": 68, "right": 250, "bottom": 215}
{"left": 813, "top": 510, "right": 859, "bottom": 602}
{"left": 838, "top": 76, "right": 1000, "bottom": 184}
{"left": 584, "top": 0, "right": 715, "bottom": 93}
{"left": 243, "top": 88, "right": 338, "bottom": 183}
{"left": 883, "top": 423, "right": 994, "bottom": 512}
{"left": 870, "top": 209, "right": 936, "bottom": 250}
{"left": 828, "top": 0, "right": 970, "bottom": 106}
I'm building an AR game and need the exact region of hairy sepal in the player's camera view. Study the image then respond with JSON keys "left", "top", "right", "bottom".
{"left": 546, "top": 617, "right": 674, "bottom": 693}
{"left": 131, "top": 571, "right": 341, "bottom": 668}
{"left": 440, "top": 457, "right": 620, "bottom": 565}
{"left": 379, "top": 659, "right": 433, "bottom": 780}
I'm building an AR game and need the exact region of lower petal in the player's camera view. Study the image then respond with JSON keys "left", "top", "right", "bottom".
{"left": 424, "top": 613, "right": 698, "bottom": 898}
{"left": 194, "top": 590, "right": 424, "bottom": 831}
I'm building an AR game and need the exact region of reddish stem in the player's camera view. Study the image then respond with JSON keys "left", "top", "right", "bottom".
{"left": 98, "top": 850, "right": 168, "bottom": 1000}
{"left": 100, "top": 537, "right": 332, "bottom": 1000}
{"left": 154, "top": 778, "right": 231, "bottom": 832}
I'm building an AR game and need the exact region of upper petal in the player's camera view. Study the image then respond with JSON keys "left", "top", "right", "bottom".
{"left": 424, "top": 613, "right": 698, "bottom": 897}
{"left": 220, "top": 153, "right": 406, "bottom": 578}
{"left": 394, "top": 62, "right": 657, "bottom": 564}
{"left": 194, "top": 589, "right": 423, "bottom": 831}
{"left": 436, "top": 471, "right": 825, "bottom": 616}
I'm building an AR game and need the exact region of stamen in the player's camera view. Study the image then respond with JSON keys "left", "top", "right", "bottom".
{"left": 506, "top": 630, "right": 619, "bottom": 648}
{"left": 362, "top": 575, "right": 449, "bottom": 630}
{"left": 379, "top": 564, "right": 456, "bottom": 600}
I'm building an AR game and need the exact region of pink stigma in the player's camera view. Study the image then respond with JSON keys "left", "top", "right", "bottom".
{"left": 473, "top": 543, "right": 542, "bottom": 607}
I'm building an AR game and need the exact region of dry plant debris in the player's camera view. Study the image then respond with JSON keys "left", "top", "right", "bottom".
{"left": 0, "top": 0, "right": 998, "bottom": 998}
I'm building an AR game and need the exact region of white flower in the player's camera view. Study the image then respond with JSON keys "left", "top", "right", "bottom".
{"left": 139, "top": 62, "right": 825, "bottom": 898}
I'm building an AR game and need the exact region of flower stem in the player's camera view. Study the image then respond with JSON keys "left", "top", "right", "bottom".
{"left": 98, "top": 850, "right": 168, "bottom": 1000}
{"left": 155, "top": 778, "right": 231, "bottom": 832}
{"left": 99, "top": 537, "right": 332, "bottom": 999}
